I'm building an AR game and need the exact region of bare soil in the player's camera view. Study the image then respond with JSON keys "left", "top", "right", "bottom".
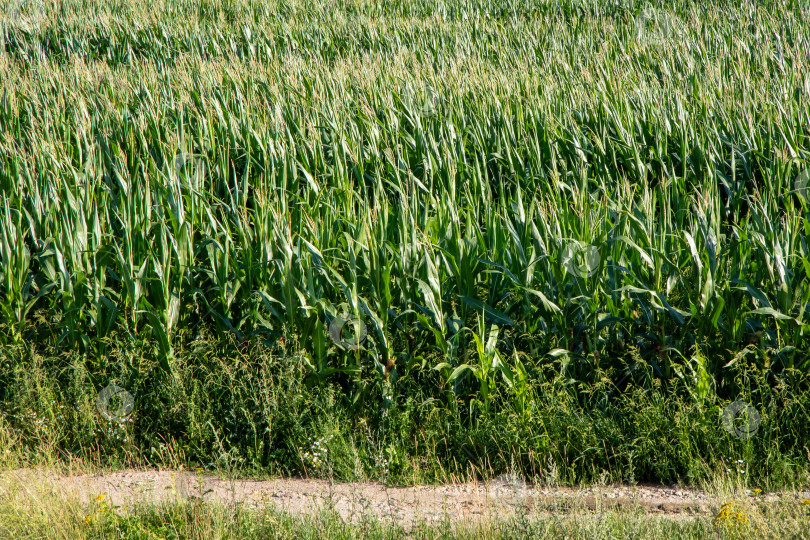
{"left": 2, "top": 468, "right": 807, "bottom": 529}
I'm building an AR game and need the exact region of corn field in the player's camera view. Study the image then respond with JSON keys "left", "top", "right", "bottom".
{"left": 1, "top": 0, "right": 809, "bottom": 406}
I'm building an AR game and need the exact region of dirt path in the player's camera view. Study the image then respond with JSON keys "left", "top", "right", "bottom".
{"left": 2, "top": 469, "right": 807, "bottom": 528}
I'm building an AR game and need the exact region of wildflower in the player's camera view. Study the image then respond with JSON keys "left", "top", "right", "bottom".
{"left": 714, "top": 502, "right": 748, "bottom": 530}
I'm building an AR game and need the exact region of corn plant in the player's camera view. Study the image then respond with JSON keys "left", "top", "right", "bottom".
{"left": 0, "top": 0, "right": 808, "bottom": 407}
